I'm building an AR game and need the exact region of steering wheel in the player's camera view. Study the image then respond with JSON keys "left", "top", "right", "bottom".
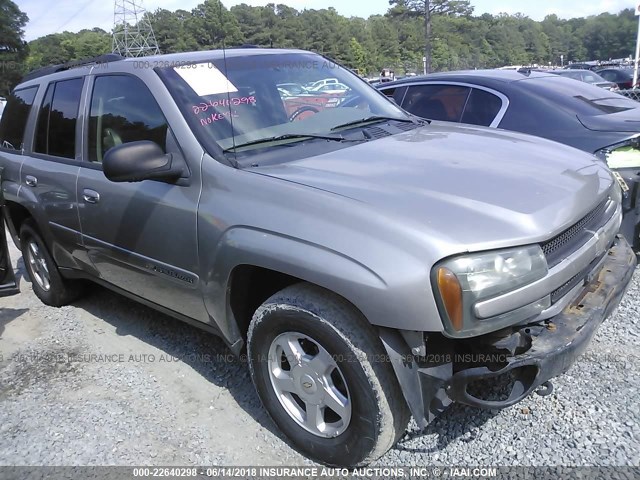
{"left": 289, "top": 106, "right": 320, "bottom": 122}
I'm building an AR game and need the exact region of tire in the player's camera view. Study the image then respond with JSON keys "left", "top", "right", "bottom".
{"left": 19, "top": 219, "right": 84, "bottom": 307}
{"left": 247, "top": 283, "right": 410, "bottom": 466}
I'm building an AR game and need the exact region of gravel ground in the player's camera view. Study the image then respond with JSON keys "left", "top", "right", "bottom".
{"left": 0, "top": 238, "right": 639, "bottom": 467}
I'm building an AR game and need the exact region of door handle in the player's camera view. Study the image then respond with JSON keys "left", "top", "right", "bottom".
{"left": 82, "top": 189, "right": 100, "bottom": 204}
{"left": 25, "top": 175, "right": 37, "bottom": 187}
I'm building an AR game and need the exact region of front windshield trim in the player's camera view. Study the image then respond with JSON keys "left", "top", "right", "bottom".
{"left": 156, "top": 52, "right": 411, "bottom": 165}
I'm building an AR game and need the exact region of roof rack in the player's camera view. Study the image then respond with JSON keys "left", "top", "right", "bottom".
{"left": 22, "top": 54, "right": 124, "bottom": 83}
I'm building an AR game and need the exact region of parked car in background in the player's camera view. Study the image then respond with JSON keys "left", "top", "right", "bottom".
{"left": 595, "top": 68, "right": 639, "bottom": 90}
{"left": 550, "top": 69, "right": 619, "bottom": 91}
{"left": 565, "top": 63, "right": 599, "bottom": 71}
{"left": 277, "top": 83, "right": 308, "bottom": 95}
{"left": 304, "top": 77, "right": 339, "bottom": 90}
{"left": 377, "top": 70, "right": 640, "bottom": 246}
{"left": 2, "top": 49, "right": 635, "bottom": 466}
{"left": 309, "top": 82, "right": 350, "bottom": 94}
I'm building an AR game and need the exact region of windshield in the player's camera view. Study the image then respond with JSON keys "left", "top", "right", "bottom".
{"left": 157, "top": 52, "right": 410, "bottom": 155}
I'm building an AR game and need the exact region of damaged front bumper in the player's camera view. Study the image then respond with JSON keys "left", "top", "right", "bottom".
{"left": 380, "top": 235, "right": 636, "bottom": 429}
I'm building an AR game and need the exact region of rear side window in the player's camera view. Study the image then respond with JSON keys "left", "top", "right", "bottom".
{"left": 401, "top": 84, "right": 470, "bottom": 122}
{"left": 380, "top": 86, "right": 407, "bottom": 105}
{"left": 461, "top": 89, "right": 502, "bottom": 127}
{"left": 34, "top": 78, "right": 84, "bottom": 159}
{"left": 0, "top": 87, "right": 38, "bottom": 151}
{"left": 88, "top": 75, "right": 168, "bottom": 163}
{"left": 599, "top": 71, "right": 616, "bottom": 81}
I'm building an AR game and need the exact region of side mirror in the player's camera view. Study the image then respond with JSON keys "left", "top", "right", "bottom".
{"left": 103, "top": 141, "right": 183, "bottom": 183}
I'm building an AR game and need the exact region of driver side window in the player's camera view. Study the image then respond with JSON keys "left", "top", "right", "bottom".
{"left": 88, "top": 75, "right": 168, "bottom": 162}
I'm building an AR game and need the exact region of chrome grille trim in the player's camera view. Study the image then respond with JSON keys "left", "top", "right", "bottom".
{"left": 541, "top": 198, "right": 612, "bottom": 267}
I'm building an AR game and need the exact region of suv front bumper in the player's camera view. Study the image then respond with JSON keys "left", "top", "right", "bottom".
{"left": 380, "top": 235, "right": 636, "bottom": 428}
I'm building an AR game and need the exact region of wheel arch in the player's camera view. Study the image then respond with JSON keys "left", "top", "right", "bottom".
{"left": 203, "top": 227, "right": 388, "bottom": 353}
{"left": 2, "top": 201, "right": 33, "bottom": 249}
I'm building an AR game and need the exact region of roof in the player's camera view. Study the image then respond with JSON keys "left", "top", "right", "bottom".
{"left": 378, "top": 69, "right": 558, "bottom": 88}
{"left": 119, "top": 48, "right": 307, "bottom": 64}
{"left": 21, "top": 48, "right": 310, "bottom": 84}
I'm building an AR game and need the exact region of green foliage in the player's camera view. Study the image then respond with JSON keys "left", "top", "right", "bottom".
{"left": 0, "top": 0, "right": 29, "bottom": 95}
{"left": 25, "top": 29, "right": 110, "bottom": 71}
{"left": 10, "top": 0, "right": 640, "bottom": 89}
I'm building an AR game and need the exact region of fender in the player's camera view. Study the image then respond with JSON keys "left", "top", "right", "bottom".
{"left": 200, "top": 226, "right": 388, "bottom": 351}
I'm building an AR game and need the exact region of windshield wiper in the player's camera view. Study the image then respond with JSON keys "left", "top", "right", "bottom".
{"left": 223, "top": 133, "right": 354, "bottom": 152}
{"left": 330, "top": 115, "right": 417, "bottom": 131}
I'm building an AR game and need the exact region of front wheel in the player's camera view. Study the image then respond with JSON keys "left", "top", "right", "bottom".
{"left": 247, "top": 283, "right": 409, "bottom": 466}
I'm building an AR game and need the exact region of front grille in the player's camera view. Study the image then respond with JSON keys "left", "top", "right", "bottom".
{"left": 550, "top": 253, "right": 605, "bottom": 304}
{"left": 541, "top": 198, "right": 610, "bottom": 267}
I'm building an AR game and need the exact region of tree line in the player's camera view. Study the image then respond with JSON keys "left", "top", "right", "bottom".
{"left": 2, "top": 0, "right": 640, "bottom": 95}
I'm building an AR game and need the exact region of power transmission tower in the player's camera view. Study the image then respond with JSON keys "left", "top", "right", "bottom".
{"left": 112, "top": 0, "right": 160, "bottom": 57}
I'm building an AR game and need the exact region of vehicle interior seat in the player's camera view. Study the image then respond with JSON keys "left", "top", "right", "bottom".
{"left": 410, "top": 98, "right": 448, "bottom": 121}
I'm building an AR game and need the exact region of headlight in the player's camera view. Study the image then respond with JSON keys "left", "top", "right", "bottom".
{"left": 433, "top": 245, "right": 548, "bottom": 337}
{"left": 610, "top": 179, "right": 623, "bottom": 204}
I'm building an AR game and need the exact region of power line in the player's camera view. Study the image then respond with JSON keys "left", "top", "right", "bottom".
{"left": 54, "top": 0, "right": 98, "bottom": 32}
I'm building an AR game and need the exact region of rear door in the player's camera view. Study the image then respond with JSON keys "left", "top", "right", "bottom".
{"left": 19, "top": 77, "right": 86, "bottom": 270}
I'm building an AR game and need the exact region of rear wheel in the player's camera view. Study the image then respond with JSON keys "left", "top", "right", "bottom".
{"left": 20, "top": 220, "right": 84, "bottom": 306}
{"left": 247, "top": 283, "right": 410, "bottom": 466}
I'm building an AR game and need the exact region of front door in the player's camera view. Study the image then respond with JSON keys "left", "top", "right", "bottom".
{"left": 76, "top": 74, "right": 206, "bottom": 321}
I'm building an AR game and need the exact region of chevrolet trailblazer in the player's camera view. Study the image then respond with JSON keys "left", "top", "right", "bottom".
{"left": 0, "top": 49, "right": 635, "bottom": 466}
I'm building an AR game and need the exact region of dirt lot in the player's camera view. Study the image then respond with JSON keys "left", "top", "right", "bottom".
{"left": 1, "top": 237, "right": 639, "bottom": 466}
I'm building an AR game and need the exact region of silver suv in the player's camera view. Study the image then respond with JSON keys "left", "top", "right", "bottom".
{"left": 0, "top": 49, "right": 635, "bottom": 466}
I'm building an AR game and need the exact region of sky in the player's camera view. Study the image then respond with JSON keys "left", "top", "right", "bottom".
{"left": 17, "top": 0, "right": 637, "bottom": 41}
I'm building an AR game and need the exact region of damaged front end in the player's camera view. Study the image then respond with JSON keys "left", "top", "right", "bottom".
{"left": 380, "top": 235, "right": 636, "bottom": 429}
{"left": 597, "top": 136, "right": 640, "bottom": 248}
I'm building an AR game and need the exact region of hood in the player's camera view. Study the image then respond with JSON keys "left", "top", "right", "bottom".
{"left": 250, "top": 123, "right": 614, "bottom": 252}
